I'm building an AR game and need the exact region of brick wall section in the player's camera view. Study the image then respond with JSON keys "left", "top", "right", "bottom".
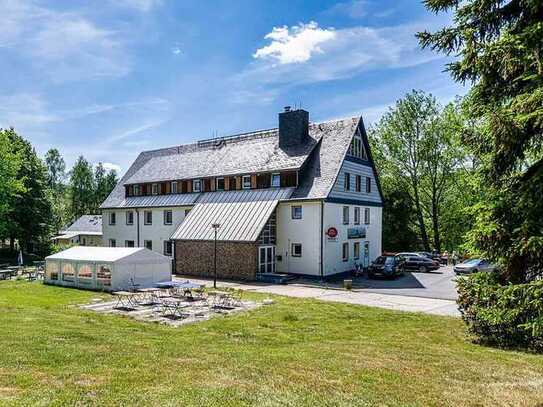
{"left": 175, "top": 240, "right": 258, "bottom": 280}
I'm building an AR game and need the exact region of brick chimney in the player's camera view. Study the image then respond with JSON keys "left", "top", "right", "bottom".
{"left": 279, "top": 106, "right": 309, "bottom": 148}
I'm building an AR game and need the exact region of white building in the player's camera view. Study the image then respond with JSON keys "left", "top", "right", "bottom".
{"left": 52, "top": 215, "right": 103, "bottom": 247}
{"left": 100, "top": 108, "right": 383, "bottom": 280}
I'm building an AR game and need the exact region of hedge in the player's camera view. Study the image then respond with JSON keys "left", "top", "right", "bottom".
{"left": 457, "top": 272, "right": 543, "bottom": 351}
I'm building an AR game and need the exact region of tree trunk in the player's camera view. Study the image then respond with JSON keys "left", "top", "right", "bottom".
{"left": 413, "top": 184, "right": 430, "bottom": 251}
{"left": 432, "top": 197, "right": 441, "bottom": 252}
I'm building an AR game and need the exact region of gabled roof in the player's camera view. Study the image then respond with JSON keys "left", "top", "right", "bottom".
{"left": 100, "top": 116, "right": 362, "bottom": 209}
{"left": 63, "top": 215, "right": 102, "bottom": 234}
{"left": 46, "top": 246, "right": 170, "bottom": 263}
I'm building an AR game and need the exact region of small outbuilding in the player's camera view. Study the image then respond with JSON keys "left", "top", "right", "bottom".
{"left": 45, "top": 246, "right": 171, "bottom": 291}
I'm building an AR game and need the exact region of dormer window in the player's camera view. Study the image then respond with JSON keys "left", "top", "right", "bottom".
{"left": 271, "top": 173, "right": 280, "bottom": 188}
{"left": 171, "top": 181, "right": 178, "bottom": 194}
{"left": 193, "top": 179, "right": 202, "bottom": 192}
{"left": 242, "top": 175, "right": 251, "bottom": 189}
{"left": 348, "top": 131, "right": 367, "bottom": 160}
{"left": 133, "top": 185, "right": 141, "bottom": 196}
{"left": 216, "top": 177, "right": 225, "bottom": 191}
{"left": 152, "top": 183, "right": 159, "bottom": 195}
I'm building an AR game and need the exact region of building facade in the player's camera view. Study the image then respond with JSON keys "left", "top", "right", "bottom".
{"left": 52, "top": 215, "right": 103, "bottom": 247}
{"left": 100, "top": 108, "right": 383, "bottom": 280}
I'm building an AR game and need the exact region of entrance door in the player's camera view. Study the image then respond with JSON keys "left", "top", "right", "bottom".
{"left": 258, "top": 245, "right": 276, "bottom": 274}
{"left": 363, "top": 242, "right": 370, "bottom": 268}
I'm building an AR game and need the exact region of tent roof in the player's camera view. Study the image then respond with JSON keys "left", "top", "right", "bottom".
{"left": 46, "top": 246, "right": 169, "bottom": 263}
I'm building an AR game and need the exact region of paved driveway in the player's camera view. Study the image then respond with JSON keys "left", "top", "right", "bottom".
{"left": 353, "top": 265, "right": 459, "bottom": 301}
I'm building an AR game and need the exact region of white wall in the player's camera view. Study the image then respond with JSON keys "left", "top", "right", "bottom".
{"left": 323, "top": 202, "right": 382, "bottom": 276}
{"left": 276, "top": 201, "right": 321, "bottom": 276}
{"left": 102, "top": 206, "right": 191, "bottom": 256}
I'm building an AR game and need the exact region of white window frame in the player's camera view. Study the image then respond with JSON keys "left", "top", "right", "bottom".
{"left": 354, "top": 207, "right": 360, "bottom": 225}
{"left": 344, "top": 172, "right": 351, "bottom": 191}
{"left": 242, "top": 175, "right": 252, "bottom": 189}
{"left": 343, "top": 206, "right": 349, "bottom": 225}
{"left": 193, "top": 179, "right": 202, "bottom": 192}
{"left": 133, "top": 185, "right": 140, "bottom": 196}
{"left": 355, "top": 174, "right": 361, "bottom": 192}
{"left": 152, "top": 183, "right": 159, "bottom": 195}
{"left": 109, "top": 212, "right": 116, "bottom": 225}
{"left": 126, "top": 211, "right": 134, "bottom": 225}
{"left": 366, "top": 177, "right": 372, "bottom": 193}
{"left": 291, "top": 205, "right": 302, "bottom": 220}
{"left": 271, "top": 173, "right": 281, "bottom": 188}
{"left": 163, "top": 210, "right": 173, "bottom": 225}
{"left": 364, "top": 208, "right": 370, "bottom": 225}
{"left": 144, "top": 210, "right": 153, "bottom": 225}
{"left": 171, "top": 181, "right": 178, "bottom": 194}
{"left": 216, "top": 177, "right": 225, "bottom": 191}
{"left": 144, "top": 240, "right": 153, "bottom": 250}
{"left": 354, "top": 242, "right": 360, "bottom": 260}
{"left": 164, "top": 240, "right": 173, "bottom": 256}
{"left": 291, "top": 243, "right": 302, "bottom": 257}
{"left": 342, "top": 242, "right": 349, "bottom": 262}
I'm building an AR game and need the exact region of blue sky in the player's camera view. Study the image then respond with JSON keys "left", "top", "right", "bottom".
{"left": 0, "top": 0, "right": 465, "bottom": 175}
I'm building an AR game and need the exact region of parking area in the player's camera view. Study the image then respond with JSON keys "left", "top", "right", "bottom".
{"left": 354, "top": 265, "right": 459, "bottom": 300}
{"left": 296, "top": 265, "right": 459, "bottom": 301}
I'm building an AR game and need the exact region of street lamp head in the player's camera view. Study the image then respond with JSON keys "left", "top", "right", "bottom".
{"left": 211, "top": 223, "right": 221, "bottom": 229}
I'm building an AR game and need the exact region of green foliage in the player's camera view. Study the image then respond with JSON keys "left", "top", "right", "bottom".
{"left": 370, "top": 91, "right": 471, "bottom": 252}
{"left": 0, "top": 129, "right": 25, "bottom": 237}
{"left": 44, "top": 148, "right": 66, "bottom": 189}
{"left": 418, "top": 1, "right": 543, "bottom": 281}
{"left": 69, "top": 156, "right": 96, "bottom": 219}
{"left": 3, "top": 129, "right": 53, "bottom": 254}
{"left": 457, "top": 272, "right": 543, "bottom": 351}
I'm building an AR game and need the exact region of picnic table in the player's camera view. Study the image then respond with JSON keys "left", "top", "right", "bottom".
{"left": 0, "top": 269, "right": 12, "bottom": 280}
{"left": 207, "top": 290, "right": 240, "bottom": 309}
{"left": 135, "top": 287, "right": 162, "bottom": 305}
{"left": 112, "top": 291, "right": 138, "bottom": 310}
{"left": 158, "top": 297, "right": 190, "bottom": 319}
{"left": 156, "top": 281, "right": 205, "bottom": 299}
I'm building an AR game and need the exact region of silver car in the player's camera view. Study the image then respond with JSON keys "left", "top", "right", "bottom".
{"left": 454, "top": 259, "right": 495, "bottom": 274}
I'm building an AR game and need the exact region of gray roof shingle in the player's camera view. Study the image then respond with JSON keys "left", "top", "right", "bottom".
{"left": 64, "top": 215, "right": 102, "bottom": 234}
{"left": 100, "top": 117, "right": 360, "bottom": 209}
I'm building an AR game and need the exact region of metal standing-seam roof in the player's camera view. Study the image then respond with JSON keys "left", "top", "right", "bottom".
{"left": 171, "top": 188, "right": 294, "bottom": 242}
{"left": 112, "top": 193, "right": 200, "bottom": 209}
{"left": 63, "top": 215, "right": 102, "bottom": 234}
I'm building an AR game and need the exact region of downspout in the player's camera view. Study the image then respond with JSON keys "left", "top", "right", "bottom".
{"left": 136, "top": 208, "right": 140, "bottom": 247}
{"left": 320, "top": 199, "right": 324, "bottom": 281}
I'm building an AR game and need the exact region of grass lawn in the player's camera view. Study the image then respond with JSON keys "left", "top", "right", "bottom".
{"left": 1, "top": 281, "right": 542, "bottom": 406}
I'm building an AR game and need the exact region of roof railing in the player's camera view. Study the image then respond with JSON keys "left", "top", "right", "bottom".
{"left": 196, "top": 128, "right": 277, "bottom": 148}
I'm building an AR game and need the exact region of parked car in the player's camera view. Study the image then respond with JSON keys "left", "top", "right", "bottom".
{"left": 453, "top": 259, "right": 496, "bottom": 274}
{"left": 368, "top": 255, "right": 404, "bottom": 279}
{"left": 398, "top": 254, "right": 440, "bottom": 273}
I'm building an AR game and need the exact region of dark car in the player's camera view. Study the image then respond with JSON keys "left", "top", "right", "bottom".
{"left": 399, "top": 255, "right": 440, "bottom": 273}
{"left": 368, "top": 256, "right": 404, "bottom": 279}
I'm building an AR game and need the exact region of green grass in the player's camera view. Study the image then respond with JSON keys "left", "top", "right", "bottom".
{"left": 1, "top": 281, "right": 542, "bottom": 406}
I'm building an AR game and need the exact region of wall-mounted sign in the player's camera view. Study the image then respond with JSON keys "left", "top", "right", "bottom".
{"left": 347, "top": 226, "right": 366, "bottom": 239}
{"left": 326, "top": 227, "right": 338, "bottom": 241}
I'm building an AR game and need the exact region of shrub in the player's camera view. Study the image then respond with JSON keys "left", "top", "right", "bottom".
{"left": 457, "top": 272, "right": 543, "bottom": 351}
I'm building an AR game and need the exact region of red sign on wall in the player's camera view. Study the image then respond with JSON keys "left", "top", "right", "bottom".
{"left": 326, "top": 227, "right": 338, "bottom": 238}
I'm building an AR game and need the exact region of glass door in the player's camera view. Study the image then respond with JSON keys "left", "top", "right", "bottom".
{"left": 258, "top": 245, "right": 276, "bottom": 274}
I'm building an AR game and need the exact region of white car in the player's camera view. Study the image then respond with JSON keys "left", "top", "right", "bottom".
{"left": 454, "top": 259, "right": 496, "bottom": 274}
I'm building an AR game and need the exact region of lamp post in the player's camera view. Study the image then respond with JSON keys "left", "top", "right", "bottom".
{"left": 211, "top": 223, "right": 221, "bottom": 289}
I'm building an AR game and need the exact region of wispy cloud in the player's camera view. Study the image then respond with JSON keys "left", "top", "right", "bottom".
{"left": 0, "top": 0, "right": 130, "bottom": 82}
{"left": 108, "top": 120, "right": 166, "bottom": 143}
{"left": 325, "top": 0, "right": 368, "bottom": 19}
{"left": 113, "top": 0, "right": 161, "bottom": 12}
{"left": 100, "top": 162, "right": 122, "bottom": 173}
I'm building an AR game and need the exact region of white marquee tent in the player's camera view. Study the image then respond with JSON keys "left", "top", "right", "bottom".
{"left": 45, "top": 246, "right": 172, "bottom": 291}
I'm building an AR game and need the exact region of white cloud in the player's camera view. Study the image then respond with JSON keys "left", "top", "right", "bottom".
{"left": 236, "top": 19, "right": 445, "bottom": 103}
{"left": 253, "top": 21, "right": 336, "bottom": 64}
{"left": 113, "top": 0, "right": 161, "bottom": 12}
{"left": 0, "top": 93, "right": 58, "bottom": 129}
{"left": 100, "top": 162, "right": 122, "bottom": 173}
{"left": 325, "top": 1, "right": 367, "bottom": 19}
{"left": 0, "top": 0, "right": 130, "bottom": 82}
{"left": 171, "top": 46, "right": 182, "bottom": 55}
